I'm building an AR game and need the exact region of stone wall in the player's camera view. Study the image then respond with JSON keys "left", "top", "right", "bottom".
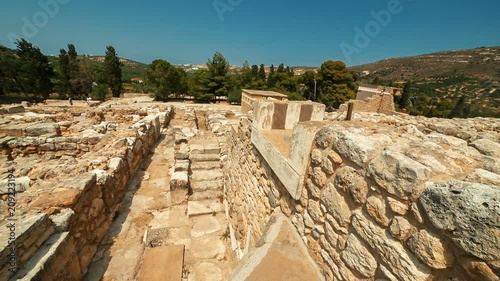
{"left": 338, "top": 94, "right": 395, "bottom": 115}
{"left": 1, "top": 108, "right": 173, "bottom": 280}
{"left": 225, "top": 114, "right": 500, "bottom": 281}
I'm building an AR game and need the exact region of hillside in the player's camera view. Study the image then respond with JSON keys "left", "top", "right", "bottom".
{"left": 47, "top": 55, "right": 148, "bottom": 82}
{"left": 350, "top": 47, "right": 500, "bottom": 117}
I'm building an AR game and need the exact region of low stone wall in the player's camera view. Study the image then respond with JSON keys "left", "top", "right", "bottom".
{"left": 225, "top": 115, "right": 500, "bottom": 281}
{"left": 0, "top": 107, "right": 173, "bottom": 280}
{"left": 338, "top": 94, "right": 395, "bottom": 115}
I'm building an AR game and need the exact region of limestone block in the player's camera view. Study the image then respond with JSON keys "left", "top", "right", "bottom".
{"left": 170, "top": 171, "right": 189, "bottom": 190}
{"left": 320, "top": 157, "right": 334, "bottom": 176}
{"left": 49, "top": 208, "right": 75, "bottom": 231}
{"left": 315, "top": 125, "right": 337, "bottom": 149}
{"left": 306, "top": 178, "right": 321, "bottom": 199}
{"left": 407, "top": 229, "right": 455, "bottom": 269}
{"left": 5, "top": 105, "right": 25, "bottom": 114}
{"left": 366, "top": 195, "right": 390, "bottom": 226}
{"left": 334, "top": 166, "right": 368, "bottom": 205}
{"left": 312, "top": 167, "right": 327, "bottom": 187}
{"left": 307, "top": 200, "right": 323, "bottom": 223}
{"left": 367, "top": 149, "right": 431, "bottom": 201}
{"left": 387, "top": 197, "right": 409, "bottom": 215}
{"left": 334, "top": 129, "right": 384, "bottom": 167}
{"left": 351, "top": 210, "right": 431, "bottom": 281}
{"left": 419, "top": 181, "right": 500, "bottom": 261}
{"left": 461, "top": 258, "right": 499, "bottom": 281}
{"left": 311, "top": 149, "right": 323, "bottom": 166}
{"left": 327, "top": 150, "right": 343, "bottom": 166}
{"left": 465, "top": 168, "right": 500, "bottom": 186}
{"left": 25, "top": 122, "right": 61, "bottom": 137}
{"left": 389, "top": 216, "right": 415, "bottom": 241}
{"left": 470, "top": 138, "right": 500, "bottom": 158}
{"left": 321, "top": 182, "right": 351, "bottom": 227}
{"left": 80, "top": 129, "right": 103, "bottom": 145}
{"left": 341, "top": 234, "right": 378, "bottom": 278}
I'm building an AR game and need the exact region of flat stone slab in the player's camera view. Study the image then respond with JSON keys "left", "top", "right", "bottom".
{"left": 190, "top": 170, "right": 223, "bottom": 182}
{"left": 168, "top": 207, "right": 189, "bottom": 228}
{"left": 139, "top": 245, "right": 185, "bottom": 281}
{"left": 191, "top": 181, "right": 223, "bottom": 192}
{"left": 230, "top": 214, "right": 324, "bottom": 281}
{"left": 191, "top": 216, "right": 222, "bottom": 238}
{"left": 187, "top": 200, "right": 224, "bottom": 217}
{"left": 190, "top": 235, "right": 226, "bottom": 259}
{"left": 190, "top": 154, "right": 221, "bottom": 163}
{"left": 193, "top": 262, "right": 223, "bottom": 281}
{"left": 174, "top": 160, "right": 190, "bottom": 172}
{"left": 190, "top": 162, "right": 221, "bottom": 171}
{"left": 189, "top": 190, "right": 223, "bottom": 201}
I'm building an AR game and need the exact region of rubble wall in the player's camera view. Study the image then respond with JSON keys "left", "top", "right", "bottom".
{"left": 225, "top": 115, "right": 500, "bottom": 281}
{"left": 0, "top": 109, "right": 173, "bottom": 280}
{"left": 338, "top": 94, "right": 395, "bottom": 115}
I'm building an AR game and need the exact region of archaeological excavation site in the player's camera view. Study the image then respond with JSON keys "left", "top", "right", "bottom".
{"left": 0, "top": 94, "right": 499, "bottom": 281}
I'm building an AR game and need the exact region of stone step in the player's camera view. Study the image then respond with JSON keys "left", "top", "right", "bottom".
{"left": 189, "top": 143, "right": 220, "bottom": 155}
{"left": 190, "top": 180, "right": 223, "bottom": 192}
{"left": 187, "top": 199, "right": 224, "bottom": 217}
{"left": 189, "top": 189, "right": 223, "bottom": 201}
{"left": 189, "top": 154, "right": 220, "bottom": 163}
{"left": 190, "top": 170, "right": 223, "bottom": 182}
{"left": 139, "top": 245, "right": 185, "bottom": 281}
{"left": 190, "top": 161, "right": 221, "bottom": 171}
{"left": 6, "top": 232, "right": 69, "bottom": 281}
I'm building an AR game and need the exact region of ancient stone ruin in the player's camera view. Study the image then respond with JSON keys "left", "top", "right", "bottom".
{"left": 1, "top": 96, "right": 499, "bottom": 281}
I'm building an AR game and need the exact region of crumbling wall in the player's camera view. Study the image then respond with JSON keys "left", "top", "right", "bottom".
{"left": 225, "top": 115, "right": 500, "bottom": 281}
{"left": 0, "top": 108, "right": 174, "bottom": 280}
{"left": 338, "top": 94, "right": 395, "bottom": 115}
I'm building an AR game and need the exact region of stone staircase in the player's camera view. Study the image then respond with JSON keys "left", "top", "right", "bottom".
{"left": 187, "top": 138, "right": 224, "bottom": 217}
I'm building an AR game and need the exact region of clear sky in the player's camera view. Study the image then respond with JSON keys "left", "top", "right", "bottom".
{"left": 1, "top": 0, "right": 499, "bottom": 67}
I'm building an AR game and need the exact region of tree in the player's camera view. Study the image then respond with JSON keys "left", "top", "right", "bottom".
{"left": 188, "top": 69, "right": 211, "bottom": 100}
{"left": 104, "top": 46, "right": 122, "bottom": 97}
{"left": 398, "top": 81, "right": 411, "bottom": 109}
{"left": 277, "top": 63, "right": 285, "bottom": 73}
{"left": 267, "top": 64, "right": 276, "bottom": 88}
{"left": 250, "top": 64, "right": 259, "bottom": 81}
{"left": 0, "top": 45, "right": 19, "bottom": 95}
{"left": 14, "top": 39, "right": 54, "bottom": 100}
{"left": 302, "top": 71, "right": 317, "bottom": 100}
{"left": 448, "top": 95, "right": 470, "bottom": 118}
{"left": 206, "top": 51, "right": 230, "bottom": 100}
{"left": 317, "top": 60, "right": 357, "bottom": 108}
{"left": 257, "top": 64, "right": 266, "bottom": 82}
{"left": 144, "top": 59, "right": 187, "bottom": 100}
{"left": 57, "top": 49, "right": 71, "bottom": 98}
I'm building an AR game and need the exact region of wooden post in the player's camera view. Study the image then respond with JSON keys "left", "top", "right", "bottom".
{"left": 345, "top": 102, "right": 354, "bottom": 121}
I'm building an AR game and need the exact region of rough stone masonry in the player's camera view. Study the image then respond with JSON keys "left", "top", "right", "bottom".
{"left": 224, "top": 109, "right": 500, "bottom": 281}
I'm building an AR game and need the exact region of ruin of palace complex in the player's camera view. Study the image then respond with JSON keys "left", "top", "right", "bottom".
{"left": 0, "top": 94, "right": 499, "bottom": 281}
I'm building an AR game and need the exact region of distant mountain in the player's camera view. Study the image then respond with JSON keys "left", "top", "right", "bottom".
{"left": 350, "top": 47, "right": 500, "bottom": 118}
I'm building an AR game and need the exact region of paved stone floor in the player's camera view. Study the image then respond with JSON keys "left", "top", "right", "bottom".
{"left": 84, "top": 111, "right": 236, "bottom": 281}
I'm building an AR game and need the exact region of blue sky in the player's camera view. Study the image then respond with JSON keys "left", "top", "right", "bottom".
{"left": 1, "top": 0, "right": 499, "bottom": 67}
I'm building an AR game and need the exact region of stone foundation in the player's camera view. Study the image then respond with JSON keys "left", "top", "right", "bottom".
{"left": 225, "top": 112, "right": 500, "bottom": 280}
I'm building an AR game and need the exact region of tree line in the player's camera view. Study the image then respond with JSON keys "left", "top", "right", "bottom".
{"left": 0, "top": 39, "right": 122, "bottom": 101}
{"left": 144, "top": 51, "right": 359, "bottom": 109}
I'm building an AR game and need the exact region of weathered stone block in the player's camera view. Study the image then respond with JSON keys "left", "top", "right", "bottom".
{"left": 368, "top": 149, "right": 431, "bottom": 201}
{"left": 419, "top": 181, "right": 500, "bottom": 261}
{"left": 334, "top": 129, "right": 383, "bottom": 167}
{"left": 366, "top": 195, "right": 390, "bottom": 226}
{"left": 25, "top": 122, "right": 61, "bottom": 137}
{"left": 341, "top": 234, "right": 377, "bottom": 278}
{"left": 407, "top": 229, "right": 454, "bottom": 269}
{"left": 389, "top": 216, "right": 415, "bottom": 241}
{"left": 321, "top": 182, "right": 351, "bottom": 227}
{"left": 351, "top": 210, "right": 431, "bottom": 281}
{"left": 334, "top": 166, "right": 368, "bottom": 205}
